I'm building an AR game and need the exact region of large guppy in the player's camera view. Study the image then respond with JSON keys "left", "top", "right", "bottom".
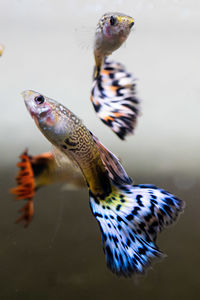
{"left": 22, "top": 90, "right": 184, "bottom": 277}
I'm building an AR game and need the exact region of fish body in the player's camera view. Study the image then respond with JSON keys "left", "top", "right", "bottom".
{"left": 94, "top": 12, "right": 134, "bottom": 74}
{"left": 23, "top": 90, "right": 112, "bottom": 196}
{"left": 22, "top": 90, "right": 184, "bottom": 276}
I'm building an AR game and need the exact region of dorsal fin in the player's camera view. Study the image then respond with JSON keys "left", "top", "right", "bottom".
{"left": 90, "top": 132, "right": 132, "bottom": 185}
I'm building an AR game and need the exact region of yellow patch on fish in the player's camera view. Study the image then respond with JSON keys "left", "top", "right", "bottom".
{"left": 117, "top": 16, "right": 134, "bottom": 25}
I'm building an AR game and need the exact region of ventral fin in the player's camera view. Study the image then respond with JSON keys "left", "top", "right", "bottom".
{"left": 90, "top": 132, "right": 132, "bottom": 185}
{"left": 51, "top": 145, "right": 78, "bottom": 169}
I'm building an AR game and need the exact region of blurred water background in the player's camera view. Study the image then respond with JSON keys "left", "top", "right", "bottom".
{"left": 0, "top": 0, "right": 199, "bottom": 299}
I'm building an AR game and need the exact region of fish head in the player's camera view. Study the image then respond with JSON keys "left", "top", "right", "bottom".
{"left": 98, "top": 12, "right": 134, "bottom": 44}
{"left": 22, "top": 90, "right": 55, "bottom": 124}
{"left": 22, "top": 90, "right": 73, "bottom": 145}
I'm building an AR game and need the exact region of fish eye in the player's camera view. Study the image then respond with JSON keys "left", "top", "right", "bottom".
{"left": 34, "top": 95, "right": 45, "bottom": 105}
{"left": 110, "top": 16, "right": 117, "bottom": 26}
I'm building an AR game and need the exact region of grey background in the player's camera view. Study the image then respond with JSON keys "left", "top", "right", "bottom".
{"left": 0, "top": 0, "right": 199, "bottom": 299}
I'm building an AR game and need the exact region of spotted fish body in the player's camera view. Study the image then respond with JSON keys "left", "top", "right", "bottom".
{"left": 92, "top": 13, "right": 141, "bottom": 139}
{"left": 22, "top": 90, "right": 114, "bottom": 196}
{"left": 22, "top": 90, "right": 184, "bottom": 276}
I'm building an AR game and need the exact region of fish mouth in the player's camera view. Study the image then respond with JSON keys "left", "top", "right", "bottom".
{"left": 21, "top": 90, "right": 35, "bottom": 99}
{"left": 21, "top": 90, "right": 37, "bottom": 118}
{"left": 129, "top": 21, "right": 134, "bottom": 28}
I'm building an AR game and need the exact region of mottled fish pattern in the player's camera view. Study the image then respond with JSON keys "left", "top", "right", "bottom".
{"left": 21, "top": 90, "right": 184, "bottom": 276}
{"left": 90, "top": 184, "right": 184, "bottom": 276}
{"left": 91, "top": 60, "right": 140, "bottom": 139}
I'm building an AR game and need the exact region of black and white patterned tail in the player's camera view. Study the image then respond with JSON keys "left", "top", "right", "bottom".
{"left": 89, "top": 184, "right": 184, "bottom": 277}
{"left": 91, "top": 60, "right": 141, "bottom": 140}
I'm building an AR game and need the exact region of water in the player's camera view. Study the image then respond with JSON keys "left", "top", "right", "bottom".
{"left": 1, "top": 169, "right": 199, "bottom": 299}
{"left": 0, "top": 0, "right": 199, "bottom": 298}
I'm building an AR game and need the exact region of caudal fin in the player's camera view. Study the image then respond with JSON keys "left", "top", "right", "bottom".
{"left": 10, "top": 149, "right": 85, "bottom": 226}
{"left": 10, "top": 149, "right": 54, "bottom": 226}
{"left": 90, "top": 184, "right": 184, "bottom": 276}
{"left": 91, "top": 59, "right": 141, "bottom": 140}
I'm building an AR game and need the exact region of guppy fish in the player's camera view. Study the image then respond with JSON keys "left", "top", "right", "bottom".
{"left": 11, "top": 149, "right": 85, "bottom": 226}
{"left": 22, "top": 90, "right": 184, "bottom": 276}
{"left": 91, "top": 12, "right": 140, "bottom": 140}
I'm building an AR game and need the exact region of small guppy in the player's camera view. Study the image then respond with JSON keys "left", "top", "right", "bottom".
{"left": 91, "top": 12, "right": 140, "bottom": 139}
{"left": 11, "top": 149, "right": 85, "bottom": 226}
{"left": 20, "top": 90, "right": 184, "bottom": 276}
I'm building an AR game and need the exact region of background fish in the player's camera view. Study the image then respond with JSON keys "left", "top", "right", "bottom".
{"left": 91, "top": 12, "right": 141, "bottom": 139}
{"left": 21, "top": 90, "right": 184, "bottom": 276}
{"left": 11, "top": 149, "right": 85, "bottom": 227}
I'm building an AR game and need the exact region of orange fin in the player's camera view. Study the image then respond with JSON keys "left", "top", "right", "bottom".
{"left": 91, "top": 132, "right": 132, "bottom": 185}
{"left": 10, "top": 149, "right": 35, "bottom": 200}
{"left": 16, "top": 200, "right": 34, "bottom": 227}
{"left": 10, "top": 149, "right": 35, "bottom": 227}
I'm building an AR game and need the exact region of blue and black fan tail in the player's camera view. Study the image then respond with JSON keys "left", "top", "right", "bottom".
{"left": 89, "top": 184, "right": 184, "bottom": 276}
{"left": 91, "top": 59, "right": 141, "bottom": 140}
